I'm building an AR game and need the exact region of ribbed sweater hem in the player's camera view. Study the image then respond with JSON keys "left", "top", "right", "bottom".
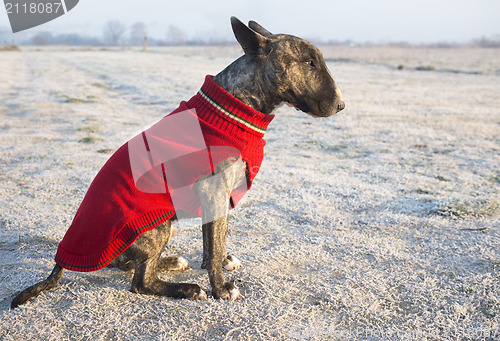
{"left": 55, "top": 209, "right": 174, "bottom": 272}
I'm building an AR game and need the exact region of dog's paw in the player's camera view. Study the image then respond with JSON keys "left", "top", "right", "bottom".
{"left": 182, "top": 284, "right": 207, "bottom": 300}
{"left": 212, "top": 282, "right": 242, "bottom": 300}
{"left": 193, "top": 289, "right": 208, "bottom": 300}
{"left": 158, "top": 255, "right": 190, "bottom": 271}
{"left": 228, "top": 286, "right": 242, "bottom": 300}
{"left": 224, "top": 255, "right": 242, "bottom": 271}
{"left": 176, "top": 257, "right": 190, "bottom": 270}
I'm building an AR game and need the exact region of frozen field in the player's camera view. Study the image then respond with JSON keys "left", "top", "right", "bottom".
{"left": 0, "top": 45, "right": 499, "bottom": 340}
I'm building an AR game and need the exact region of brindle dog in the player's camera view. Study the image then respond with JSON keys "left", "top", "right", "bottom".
{"left": 11, "top": 17, "right": 344, "bottom": 308}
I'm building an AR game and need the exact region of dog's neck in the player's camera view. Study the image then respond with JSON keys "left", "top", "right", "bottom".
{"left": 213, "top": 56, "right": 281, "bottom": 115}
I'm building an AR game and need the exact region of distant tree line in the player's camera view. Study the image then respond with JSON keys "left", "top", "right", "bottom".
{"left": 2, "top": 20, "right": 500, "bottom": 47}
{"left": 1, "top": 20, "right": 235, "bottom": 46}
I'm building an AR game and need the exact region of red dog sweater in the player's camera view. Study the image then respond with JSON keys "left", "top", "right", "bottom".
{"left": 55, "top": 75, "right": 274, "bottom": 272}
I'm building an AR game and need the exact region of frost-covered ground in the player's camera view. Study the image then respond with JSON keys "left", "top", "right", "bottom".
{"left": 0, "top": 45, "right": 499, "bottom": 340}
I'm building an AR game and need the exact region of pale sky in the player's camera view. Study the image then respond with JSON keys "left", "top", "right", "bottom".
{"left": 1, "top": 0, "right": 499, "bottom": 43}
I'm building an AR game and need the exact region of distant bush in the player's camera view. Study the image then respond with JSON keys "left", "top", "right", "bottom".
{"left": 473, "top": 37, "right": 500, "bottom": 48}
{"left": 415, "top": 65, "right": 436, "bottom": 71}
{"left": 0, "top": 44, "right": 20, "bottom": 51}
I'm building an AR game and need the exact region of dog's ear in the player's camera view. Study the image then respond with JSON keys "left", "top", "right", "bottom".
{"left": 231, "top": 16, "right": 270, "bottom": 58}
{"left": 248, "top": 20, "right": 272, "bottom": 37}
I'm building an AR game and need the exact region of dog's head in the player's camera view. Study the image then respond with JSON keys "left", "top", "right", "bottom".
{"left": 231, "top": 17, "right": 345, "bottom": 117}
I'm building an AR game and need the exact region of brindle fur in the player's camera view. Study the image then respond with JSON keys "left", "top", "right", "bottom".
{"left": 214, "top": 19, "right": 345, "bottom": 116}
{"left": 11, "top": 17, "right": 344, "bottom": 308}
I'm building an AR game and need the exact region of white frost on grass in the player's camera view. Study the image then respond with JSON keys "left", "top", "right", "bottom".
{"left": 0, "top": 46, "right": 499, "bottom": 340}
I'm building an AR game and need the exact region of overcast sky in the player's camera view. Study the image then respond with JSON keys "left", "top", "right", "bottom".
{"left": 1, "top": 0, "right": 499, "bottom": 43}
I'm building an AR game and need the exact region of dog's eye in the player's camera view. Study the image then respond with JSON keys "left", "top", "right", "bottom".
{"left": 305, "top": 60, "right": 316, "bottom": 68}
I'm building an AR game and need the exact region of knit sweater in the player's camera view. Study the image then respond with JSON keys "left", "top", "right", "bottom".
{"left": 55, "top": 75, "right": 274, "bottom": 272}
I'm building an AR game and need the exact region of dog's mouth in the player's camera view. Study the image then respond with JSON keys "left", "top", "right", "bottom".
{"left": 294, "top": 102, "right": 327, "bottom": 118}
{"left": 284, "top": 101, "right": 342, "bottom": 118}
{"left": 294, "top": 105, "right": 322, "bottom": 118}
{"left": 285, "top": 101, "right": 314, "bottom": 115}
{"left": 305, "top": 100, "right": 345, "bottom": 118}
{"left": 305, "top": 112, "right": 323, "bottom": 118}
{"left": 287, "top": 104, "right": 322, "bottom": 118}
{"left": 284, "top": 102, "right": 304, "bottom": 113}
{"left": 284, "top": 102, "right": 298, "bottom": 109}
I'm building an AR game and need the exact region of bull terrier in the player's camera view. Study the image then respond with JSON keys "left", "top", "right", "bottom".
{"left": 11, "top": 17, "right": 344, "bottom": 308}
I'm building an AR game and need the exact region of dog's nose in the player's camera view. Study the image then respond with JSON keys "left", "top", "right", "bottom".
{"left": 337, "top": 101, "right": 345, "bottom": 112}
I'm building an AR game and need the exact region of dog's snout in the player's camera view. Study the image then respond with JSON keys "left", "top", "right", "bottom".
{"left": 332, "top": 81, "right": 344, "bottom": 113}
{"left": 337, "top": 101, "right": 345, "bottom": 112}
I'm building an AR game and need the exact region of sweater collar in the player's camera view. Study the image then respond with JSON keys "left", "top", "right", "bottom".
{"left": 187, "top": 75, "right": 274, "bottom": 138}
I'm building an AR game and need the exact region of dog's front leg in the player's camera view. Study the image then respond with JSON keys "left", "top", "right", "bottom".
{"left": 202, "top": 216, "right": 240, "bottom": 299}
{"left": 194, "top": 157, "right": 246, "bottom": 299}
{"left": 201, "top": 211, "right": 241, "bottom": 272}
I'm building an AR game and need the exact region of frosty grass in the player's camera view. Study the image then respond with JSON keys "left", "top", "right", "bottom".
{"left": 0, "top": 45, "right": 498, "bottom": 340}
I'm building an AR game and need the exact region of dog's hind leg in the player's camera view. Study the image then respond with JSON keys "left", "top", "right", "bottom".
{"left": 156, "top": 224, "right": 190, "bottom": 272}
{"left": 157, "top": 255, "right": 190, "bottom": 272}
{"left": 108, "top": 223, "right": 189, "bottom": 273}
{"left": 126, "top": 221, "right": 206, "bottom": 299}
{"left": 11, "top": 264, "right": 65, "bottom": 309}
{"left": 107, "top": 253, "right": 135, "bottom": 272}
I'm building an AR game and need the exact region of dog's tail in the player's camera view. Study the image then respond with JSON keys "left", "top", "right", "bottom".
{"left": 11, "top": 264, "right": 65, "bottom": 309}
